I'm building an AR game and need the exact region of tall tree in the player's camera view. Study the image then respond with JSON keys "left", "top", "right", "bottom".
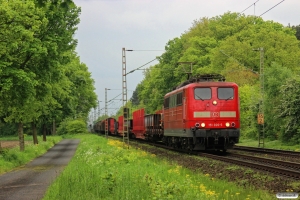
{"left": 135, "top": 12, "right": 300, "bottom": 142}
{"left": 277, "top": 77, "right": 300, "bottom": 144}
{"left": 292, "top": 25, "right": 300, "bottom": 40}
{"left": 0, "top": 0, "right": 48, "bottom": 150}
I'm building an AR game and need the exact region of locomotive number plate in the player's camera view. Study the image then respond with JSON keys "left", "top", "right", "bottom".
{"left": 208, "top": 123, "right": 223, "bottom": 127}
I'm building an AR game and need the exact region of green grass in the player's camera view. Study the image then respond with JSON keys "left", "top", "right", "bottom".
{"left": 0, "top": 134, "right": 33, "bottom": 141}
{"left": 0, "top": 136, "right": 62, "bottom": 174}
{"left": 238, "top": 138, "right": 300, "bottom": 151}
{"left": 43, "top": 134, "right": 274, "bottom": 200}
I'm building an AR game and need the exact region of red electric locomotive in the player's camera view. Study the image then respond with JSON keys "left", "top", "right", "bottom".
{"left": 162, "top": 74, "right": 240, "bottom": 151}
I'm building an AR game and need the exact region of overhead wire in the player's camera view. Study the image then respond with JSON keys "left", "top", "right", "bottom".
{"left": 240, "top": 0, "right": 260, "bottom": 14}
{"left": 126, "top": 50, "right": 164, "bottom": 51}
{"left": 259, "top": 0, "right": 285, "bottom": 17}
{"left": 126, "top": 58, "right": 158, "bottom": 75}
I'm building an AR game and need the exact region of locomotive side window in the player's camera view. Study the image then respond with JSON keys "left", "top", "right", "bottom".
{"left": 164, "top": 97, "right": 170, "bottom": 109}
{"left": 176, "top": 92, "right": 182, "bottom": 105}
{"left": 194, "top": 88, "right": 211, "bottom": 100}
{"left": 169, "top": 95, "right": 176, "bottom": 108}
{"left": 218, "top": 88, "right": 234, "bottom": 100}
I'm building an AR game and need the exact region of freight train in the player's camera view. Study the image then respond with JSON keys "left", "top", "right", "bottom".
{"left": 94, "top": 74, "right": 240, "bottom": 152}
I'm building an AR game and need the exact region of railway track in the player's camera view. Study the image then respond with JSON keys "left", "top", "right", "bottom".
{"left": 134, "top": 138, "right": 300, "bottom": 180}
{"left": 227, "top": 152, "right": 300, "bottom": 171}
{"left": 233, "top": 145, "right": 300, "bottom": 157}
{"left": 171, "top": 146, "right": 300, "bottom": 180}
{"left": 198, "top": 152, "right": 300, "bottom": 180}
{"left": 105, "top": 135, "right": 300, "bottom": 180}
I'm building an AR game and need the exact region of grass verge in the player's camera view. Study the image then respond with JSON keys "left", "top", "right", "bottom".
{"left": 239, "top": 138, "right": 300, "bottom": 151}
{"left": 0, "top": 135, "right": 62, "bottom": 174}
{"left": 43, "top": 134, "right": 275, "bottom": 200}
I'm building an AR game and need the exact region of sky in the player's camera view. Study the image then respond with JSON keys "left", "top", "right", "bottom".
{"left": 72, "top": 0, "right": 299, "bottom": 117}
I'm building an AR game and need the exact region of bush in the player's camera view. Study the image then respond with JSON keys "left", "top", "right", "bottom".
{"left": 57, "top": 118, "right": 87, "bottom": 135}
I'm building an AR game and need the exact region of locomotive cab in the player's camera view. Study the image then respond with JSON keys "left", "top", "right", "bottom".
{"left": 190, "top": 83, "right": 240, "bottom": 151}
{"left": 163, "top": 74, "right": 240, "bottom": 151}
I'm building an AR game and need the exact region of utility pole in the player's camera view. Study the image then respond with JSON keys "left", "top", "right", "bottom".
{"left": 98, "top": 101, "right": 102, "bottom": 119}
{"left": 93, "top": 108, "right": 96, "bottom": 124}
{"left": 254, "top": 47, "right": 264, "bottom": 148}
{"left": 105, "top": 88, "right": 110, "bottom": 138}
{"left": 122, "top": 48, "right": 129, "bottom": 147}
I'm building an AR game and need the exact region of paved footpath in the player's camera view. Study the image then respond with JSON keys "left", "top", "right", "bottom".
{"left": 0, "top": 139, "right": 80, "bottom": 200}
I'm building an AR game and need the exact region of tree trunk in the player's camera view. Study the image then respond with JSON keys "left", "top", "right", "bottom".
{"left": 52, "top": 119, "right": 56, "bottom": 135}
{"left": 31, "top": 121, "right": 38, "bottom": 145}
{"left": 43, "top": 124, "right": 47, "bottom": 142}
{"left": 18, "top": 122, "right": 24, "bottom": 151}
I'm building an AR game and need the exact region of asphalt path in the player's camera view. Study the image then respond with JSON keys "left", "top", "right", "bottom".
{"left": 0, "top": 139, "right": 80, "bottom": 200}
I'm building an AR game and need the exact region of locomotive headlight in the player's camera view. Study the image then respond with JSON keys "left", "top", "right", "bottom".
{"left": 213, "top": 100, "right": 217, "bottom": 105}
{"left": 195, "top": 123, "right": 200, "bottom": 128}
{"left": 231, "top": 122, "right": 236, "bottom": 127}
{"left": 201, "top": 123, "right": 205, "bottom": 127}
{"left": 225, "top": 122, "right": 230, "bottom": 127}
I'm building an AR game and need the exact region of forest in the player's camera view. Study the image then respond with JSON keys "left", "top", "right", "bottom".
{"left": 113, "top": 12, "right": 300, "bottom": 144}
{"left": 0, "top": 0, "right": 97, "bottom": 149}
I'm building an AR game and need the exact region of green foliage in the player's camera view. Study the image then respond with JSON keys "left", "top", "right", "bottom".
{"left": 132, "top": 12, "right": 300, "bottom": 143}
{"left": 291, "top": 25, "right": 300, "bottom": 40}
{"left": 277, "top": 77, "right": 300, "bottom": 144}
{"left": 0, "top": 123, "right": 17, "bottom": 136}
{"left": 57, "top": 118, "right": 87, "bottom": 135}
{"left": 0, "top": 0, "right": 97, "bottom": 146}
{"left": 239, "top": 84, "right": 260, "bottom": 139}
{"left": 264, "top": 63, "right": 294, "bottom": 140}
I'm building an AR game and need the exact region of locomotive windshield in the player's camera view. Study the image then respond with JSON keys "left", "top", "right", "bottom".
{"left": 194, "top": 88, "right": 211, "bottom": 100}
{"left": 218, "top": 88, "right": 234, "bottom": 100}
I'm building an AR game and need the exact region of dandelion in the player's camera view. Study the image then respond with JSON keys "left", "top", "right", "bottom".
{"left": 205, "top": 190, "right": 216, "bottom": 196}
{"left": 199, "top": 184, "right": 206, "bottom": 192}
{"left": 205, "top": 173, "right": 210, "bottom": 177}
{"left": 224, "top": 190, "right": 229, "bottom": 194}
{"left": 236, "top": 192, "right": 240, "bottom": 195}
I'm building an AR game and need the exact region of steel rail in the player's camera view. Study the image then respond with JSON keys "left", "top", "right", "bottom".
{"left": 234, "top": 146, "right": 300, "bottom": 157}
{"left": 227, "top": 152, "right": 300, "bottom": 170}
